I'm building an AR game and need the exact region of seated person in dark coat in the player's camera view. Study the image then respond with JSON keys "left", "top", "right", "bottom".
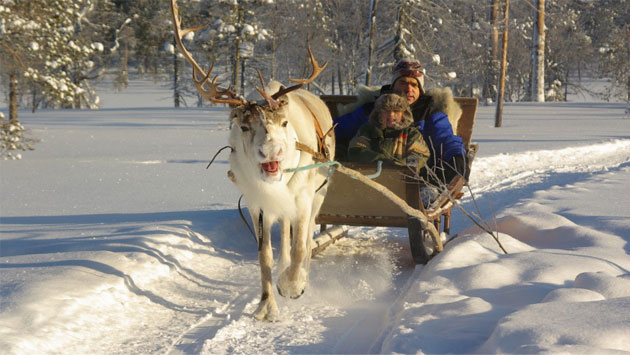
{"left": 347, "top": 93, "right": 430, "bottom": 176}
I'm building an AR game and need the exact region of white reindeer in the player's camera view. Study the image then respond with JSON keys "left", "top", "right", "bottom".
{"left": 171, "top": 0, "right": 335, "bottom": 321}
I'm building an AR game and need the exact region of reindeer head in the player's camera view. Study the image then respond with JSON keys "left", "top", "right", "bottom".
{"left": 170, "top": 0, "right": 327, "bottom": 183}
{"left": 227, "top": 98, "right": 293, "bottom": 182}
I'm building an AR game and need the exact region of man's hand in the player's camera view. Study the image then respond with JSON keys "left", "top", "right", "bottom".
{"left": 406, "top": 154, "right": 420, "bottom": 171}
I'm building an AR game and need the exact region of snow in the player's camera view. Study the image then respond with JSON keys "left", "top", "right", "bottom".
{"left": 1, "top": 79, "right": 630, "bottom": 354}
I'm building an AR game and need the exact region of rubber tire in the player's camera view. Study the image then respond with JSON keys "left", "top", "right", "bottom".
{"left": 407, "top": 216, "right": 431, "bottom": 264}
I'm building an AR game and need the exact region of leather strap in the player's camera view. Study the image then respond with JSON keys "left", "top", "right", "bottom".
{"left": 296, "top": 107, "right": 332, "bottom": 162}
{"left": 296, "top": 141, "right": 327, "bottom": 162}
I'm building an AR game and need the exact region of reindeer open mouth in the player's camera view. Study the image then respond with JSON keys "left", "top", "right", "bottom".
{"left": 261, "top": 161, "right": 280, "bottom": 175}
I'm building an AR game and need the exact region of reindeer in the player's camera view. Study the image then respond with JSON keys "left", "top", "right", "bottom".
{"left": 170, "top": 0, "right": 335, "bottom": 321}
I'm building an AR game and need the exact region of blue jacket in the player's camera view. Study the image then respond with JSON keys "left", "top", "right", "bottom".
{"left": 334, "top": 94, "right": 465, "bottom": 164}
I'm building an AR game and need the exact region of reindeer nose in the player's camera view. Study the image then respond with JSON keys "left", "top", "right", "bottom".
{"left": 259, "top": 146, "right": 283, "bottom": 160}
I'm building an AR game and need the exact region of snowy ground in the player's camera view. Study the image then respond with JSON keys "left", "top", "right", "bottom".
{"left": 1, "top": 79, "right": 630, "bottom": 354}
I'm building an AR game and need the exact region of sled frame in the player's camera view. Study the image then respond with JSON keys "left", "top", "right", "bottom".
{"left": 315, "top": 95, "right": 478, "bottom": 264}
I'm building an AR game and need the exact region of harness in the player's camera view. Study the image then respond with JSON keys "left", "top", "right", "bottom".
{"left": 295, "top": 107, "right": 334, "bottom": 163}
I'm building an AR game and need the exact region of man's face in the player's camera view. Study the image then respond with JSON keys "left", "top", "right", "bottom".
{"left": 392, "top": 77, "right": 421, "bottom": 104}
{"left": 381, "top": 110, "right": 404, "bottom": 128}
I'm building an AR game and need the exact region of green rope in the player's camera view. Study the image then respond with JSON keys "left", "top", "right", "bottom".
{"left": 284, "top": 160, "right": 339, "bottom": 172}
{"left": 284, "top": 160, "right": 383, "bottom": 179}
{"left": 363, "top": 161, "right": 383, "bottom": 179}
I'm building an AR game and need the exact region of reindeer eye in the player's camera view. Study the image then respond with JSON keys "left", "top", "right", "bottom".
{"left": 240, "top": 125, "right": 250, "bottom": 132}
{"left": 282, "top": 121, "right": 288, "bottom": 128}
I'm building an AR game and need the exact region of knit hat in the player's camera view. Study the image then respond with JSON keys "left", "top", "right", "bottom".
{"left": 369, "top": 93, "right": 413, "bottom": 130}
{"left": 391, "top": 58, "right": 425, "bottom": 94}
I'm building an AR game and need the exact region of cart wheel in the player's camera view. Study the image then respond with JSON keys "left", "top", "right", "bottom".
{"left": 407, "top": 216, "right": 431, "bottom": 264}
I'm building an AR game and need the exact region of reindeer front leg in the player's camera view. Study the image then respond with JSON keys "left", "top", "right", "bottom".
{"left": 253, "top": 211, "right": 279, "bottom": 321}
{"left": 277, "top": 218, "right": 291, "bottom": 272}
{"left": 277, "top": 200, "right": 312, "bottom": 299}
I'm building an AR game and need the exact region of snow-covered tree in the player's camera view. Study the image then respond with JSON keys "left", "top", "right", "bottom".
{"left": 0, "top": 0, "right": 115, "bottom": 112}
{"left": 582, "top": 0, "right": 630, "bottom": 108}
{"left": 381, "top": 1, "right": 488, "bottom": 96}
{"left": 0, "top": 111, "right": 35, "bottom": 160}
{"left": 600, "top": 24, "right": 630, "bottom": 109}
{"left": 189, "top": 0, "right": 273, "bottom": 96}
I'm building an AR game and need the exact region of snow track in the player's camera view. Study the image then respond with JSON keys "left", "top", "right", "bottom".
{"left": 3, "top": 99, "right": 630, "bottom": 354}
{"left": 470, "top": 139, "right": 630, "bottom": 195}
{"left": 167, "top": 228, "right": 416, "bottom": 354}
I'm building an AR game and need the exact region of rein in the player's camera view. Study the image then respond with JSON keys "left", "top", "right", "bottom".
{"left": 238, "top": 195, "right": 259, "bottom": 244}
{"left": 206, "top": 145, "right": 234, "bottom": 169}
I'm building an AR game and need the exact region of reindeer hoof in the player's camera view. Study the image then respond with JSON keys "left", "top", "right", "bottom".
{"left": 277, "top": 267, "right": 307, "bottom": 299}
{"left": 291, "top": 289, "right": 305, "bottom": 299}
{"left": 278, "top": 286, "right": 304, "bottom": 299}
{"left": 254, "top": 297, "right": 279, "bottom": 322}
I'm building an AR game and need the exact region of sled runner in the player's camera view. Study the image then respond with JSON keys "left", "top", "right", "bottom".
{"left": 314, "top": 95, "right": 478, "bottom": 264}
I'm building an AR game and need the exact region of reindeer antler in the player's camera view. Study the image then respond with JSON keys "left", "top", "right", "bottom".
{"left": 271, "top": 47, "right": 328, "bottom": 100}
{"left": 255, "top": 70, "right": 281, "bottom": 110}
{"left": 170, "top": 0, "right": 246, "bottom": 106}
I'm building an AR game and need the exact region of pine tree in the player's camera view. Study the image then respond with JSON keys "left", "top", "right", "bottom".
{"left": 1, "top": 0, "right": 117, "bottom": 111}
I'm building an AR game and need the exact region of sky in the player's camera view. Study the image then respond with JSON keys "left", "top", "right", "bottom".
{"left": 1, "top": 76, "right": 629, "bottom": 354}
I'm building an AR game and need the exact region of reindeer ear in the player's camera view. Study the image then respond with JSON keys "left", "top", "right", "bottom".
{"left": 229, "top": 110, "right": 242, "bottom": 125}
{"left": 277, "top": 90, "right": 289, "bottom": 106}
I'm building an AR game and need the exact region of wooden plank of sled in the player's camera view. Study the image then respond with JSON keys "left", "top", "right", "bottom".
{"left": 312, "top": 225, "right": 348, "bottom": 257}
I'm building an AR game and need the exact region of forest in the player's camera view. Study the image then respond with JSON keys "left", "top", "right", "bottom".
{"left": 1, "top": 0, "right": 629, "bottom": 156}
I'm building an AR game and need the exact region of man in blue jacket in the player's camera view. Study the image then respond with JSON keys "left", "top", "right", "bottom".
{"left": 334, "top": 58, "right": 467, "bottom": 186}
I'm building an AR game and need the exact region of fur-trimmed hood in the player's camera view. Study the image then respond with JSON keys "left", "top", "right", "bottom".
{"left": 427, "top": 87, "right": 462, "bottom": 130}
{"left": 368, "top": 93, "right": 413, "bottom": 130}
{"left": 340, "top": 85, "right": 462, "bottom": 130}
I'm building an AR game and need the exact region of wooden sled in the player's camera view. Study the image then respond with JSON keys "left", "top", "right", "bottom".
{"left": 314, "top": 95, "right": 478, "bottom": 264}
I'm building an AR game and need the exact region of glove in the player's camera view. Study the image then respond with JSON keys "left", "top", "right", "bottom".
{"left": 406, "top": 155, "right": 420, "bottom": 173}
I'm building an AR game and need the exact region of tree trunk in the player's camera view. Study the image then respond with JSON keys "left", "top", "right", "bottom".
{"left": 484, "top": 0, "right": 501, "bottom": 101}
{"left": 74, "top": 69, "right": 82, "bottom": 109}
{"left": 9, "top": 72, "right": 18, "bottom": 123}
{"left": 495, "top": 0, "right": 509, "bottom": 128}
{"left": 470, "top": 5, "right": 476, "bottom": 97}
{"left": 491, "top": 0, "right": 500, "bottom": 59}
{"left": 564, "top": 69, "right": 569, "bottom": 101}
{"left": 173, "top": 37, "right": 181, "bottom": 108}
{"left": 331, "top": 69, "right": 335, "bottom": 95}
{"left": 270, "top": 2, "right": 278, "bottom": 80}
{"left": 626, "top": 26, "right": 630, "bottom": 105}
{"left": 240, "top": 59, "right": 246, "bottom": 95}
{"left": 531, "top": 0, "right": 545, "bottom": 102}
{"left": 337, "top": 62, "right": 344, "bottom": 95}
{"left": 232, "top": 6, "right": 243, "bottom": 93}
{"left": 365, "top": 0, "right": 378, "bottom": 86}
{"left": 270, "top": 36, "right": 277, "bottom": 81}
{"left": 31, "top": 83, "right": 38, "bottom": 113}
{"left": 394, "top": 5, "right": 405, "bottom": 61}
{"left": 122, "top": 40, "right": 129, "bottom": 88}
